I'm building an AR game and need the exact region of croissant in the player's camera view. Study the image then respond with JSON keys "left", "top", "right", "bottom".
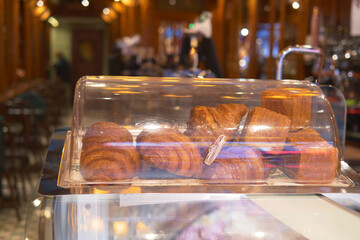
{"left": 82, "top": 121, "right": 133, "bottom": 152}
{"left": 240, "top": 106, "right": 291, "bottom": 152}
{"left": 261, "top": 87, "right": 312, "bottom": 131}
{"left": 80, "top": 122, "right": 140, "bottom": 181}
{"left": 136, "top": 128, "right": 203, "bottom": 177}
{"left": 185, "top": 103, "right": 247, "bottom": 154}
{"left": 282, "top": 128, "right": 338, "bottom": 182}
{"left": 201, "top": 146, "right": 265, "bottom": 182}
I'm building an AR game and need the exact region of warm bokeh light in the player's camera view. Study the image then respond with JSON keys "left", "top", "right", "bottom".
{"left": 36, "top": 0, "right": 44, "bottom": 7}
{"left": 43, "top": 207, "right": 52, "bottom": 219}
{"left": 81, "top": 0, "right": 89, "bottom": 7}
{"left": 292, "top": 1, "right": 300, "bottom": 9}
{"left": 32, "top": 198, "right": 41, "bottom": 207}
{"left": 103, "top": 7, "right": 110, "bottom": 15}
{"left": 33, "top": 6, "right": 46, "bottom": 17}
{"left": 162, "top": 94, "right": 192, "bottom": 98}
{"left": 121, "top": 0, "right": 137, "bottom": 7}
{"left": 91, "top": 217, "right": 104, "bottom": 232}
{"left": 93, "top": 188, "right": 110, "bottom": 194}
{"left": 240, "top": 28, "right": 249, "bottom": 36}
{"left": 120, "top": 186, "right": 142, "bottom": 193}
{"left": 40, "top": 9, "right": 51, "bottom": 21}
{"left": 136, "top": 221, "right": 151, "bottom": 234}
{"left": 113, "top": 221, "right": 129, "bottom": 236}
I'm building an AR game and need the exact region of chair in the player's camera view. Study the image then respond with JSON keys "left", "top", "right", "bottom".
{"left": 0, "top": 99, "right": 39, "bottom": 201}
{"left": 0, "top": 116, "right": 21, "bottom": 221}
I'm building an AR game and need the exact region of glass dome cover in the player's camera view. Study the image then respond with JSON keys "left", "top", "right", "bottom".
{"left": 57, "top": 76, "right": 351, "bottom": 191}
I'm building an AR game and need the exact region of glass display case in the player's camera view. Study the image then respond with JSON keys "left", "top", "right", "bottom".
{"left": 26, "top": 76, "right": 360, "bottom": 240}
{"left": 28, "top": 130, "right": 360, "bottom": 240}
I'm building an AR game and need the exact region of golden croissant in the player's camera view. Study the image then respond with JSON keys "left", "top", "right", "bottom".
{"left": 185, "top": 103, "right": 247, "bottom": 155}
{"left": 136, "top": 128, "right": 203, "bottom": 178}
{"left": 201, "top": 146, "right": 265, "bottom": 182}
{"left": 80, "top": 122, "right": 140, "bottom": 181}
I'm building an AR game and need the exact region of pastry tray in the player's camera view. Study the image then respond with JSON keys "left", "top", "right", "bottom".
{"left": 57, "top": 130, "right": 360, "bottom": 194}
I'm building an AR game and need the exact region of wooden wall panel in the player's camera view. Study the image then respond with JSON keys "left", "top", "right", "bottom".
{"left": 128, "top": 6, "right": 135, "bottom": 36}
{"left": 140, "top": 0, "right": 151, "bottom": 45}
{"left": 43, "top": 23, "right": 50, "bottom": 79}
{"left": 121, "top": 9, "right": 127, "bottom": 37}
{"left": 134, "top": 5, "right": 141, "bottom": 34}
{"left": 32, "top": 14, "right": 41, "bottom": 79}
{"left": 24, "top": 0, "right": 34, "bottom": 81}
{"left": 0, "top": 0, "right": 5, "bottom": 92}
{"left": 5, "top": 0, "right": 20, "bottom": 88}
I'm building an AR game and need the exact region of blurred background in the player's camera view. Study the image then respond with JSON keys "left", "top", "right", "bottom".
{"left": 2, "top": 0, "right": 358, "bottom": 143}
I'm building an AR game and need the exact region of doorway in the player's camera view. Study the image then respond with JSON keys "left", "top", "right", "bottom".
{"left": 71, "top": 29, "right": 104, "bottom": 85}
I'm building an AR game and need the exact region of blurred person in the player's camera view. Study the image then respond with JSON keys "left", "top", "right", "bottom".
{"left": 54, "top": 51, "right": 71, "bottom": 83}
{"left": 54, "top": 51, "right": 72, "bottom": 107}
{"left": 109, "top": 46, "right": 125, "bottom": 75}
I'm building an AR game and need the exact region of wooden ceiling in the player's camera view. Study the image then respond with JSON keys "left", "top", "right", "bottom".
{"left": 48, "top": 0, "right": 116, "bottom": 18}
{"left": 48, "top": 0, "right": 218, "bottom": 18}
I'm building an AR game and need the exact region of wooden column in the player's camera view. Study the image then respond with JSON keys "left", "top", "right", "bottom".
{"left": 267, "top": 0, "right": 276, "bottom": 79}
{"left": 140, "top": 0, "right": 154, "bottom": 46}
{"left": 296, "top": 0, "right": 310, "bottom": 80}
{"left": 212, "top": 0, "right": 226, "bottom": 75}
{"left": 247, "top": 0, "right": 258, "bottom": 78}
{"left": 226, "top": 0, "right": 236, "bottom": 78}
{"left": 338, "top": 0, "right": 351, "bottom": 30}
{"left": 32, "top": 13, "right": 41, "bottom": 79}
{"left": 134, "top": 5, "right": 141, "bottom": 34}
{"left": 279, "top": 0, "right": 286, "bottom": 51}
{"left": 43, "top": 22, "right": 50, "bottom": 79}
{"left": 128, "top": 6, "right": 135, "bottom": 36}
{"left": 226, "top": 0, "right": 243, "bottom": 78}
{"left": 116, "top": 13, "right": 123, "bottom": 38}
{"left": 112, "top": 1, "right": 125, "bottom": 38}
{"left": 24, "top": 0, "right": 34, "bottom": 81}
{"left": 38, "top": 20, "right": 45, "bottom": 79}
{"left": 121, "top": 9, "right": 127, "bottom": 37}
{"left": 0, "top": 0, "right": 5, "bottom": 92}
{"left": 5, "top": 0, "right": 20, "bottom": 88}
{"left": 109, "top": 16, "right": 120, "bottom": 51}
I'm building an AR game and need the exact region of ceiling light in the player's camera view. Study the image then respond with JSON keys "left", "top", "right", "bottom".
{"left": 292, "top": 1, "right": 300, "bottom": 10}
{"left": 240, "top": 28, "right": 249, "bottom": 37}
{"left": 103, "top": 7, "right": 110, "bottom": 15}
{"left": 48, "top": 16, "right": 59, "bottom": 27}
{"left": 36, "top": 0, "right": 44, "bottom": 7}
{"left": 81, "top": 0, "right": 89, "bottom": 7}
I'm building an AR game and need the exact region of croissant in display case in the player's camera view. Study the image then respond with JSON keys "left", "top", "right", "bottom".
{"left": 136, "top": 128, "right": 203, "bottom": 178}
{"left": 57, "top": 76, "right": 350, "bottom": 191}
{"left": 185, "top": 103, "right": 247, "bottom": 153}
{"left": 240, "top": 106, "right": 291, "bottom": 152}
{"left": 201, "top": 146, "right": 266, "bottom": 182}
{"left": 281, "top": 127, "right": 338, "bottom": 183}
{"left": 80, "top": 122, "right": 141, "bottom": 181}
{"left": 260, "top": 87, "right": 313, "bottom": 131}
